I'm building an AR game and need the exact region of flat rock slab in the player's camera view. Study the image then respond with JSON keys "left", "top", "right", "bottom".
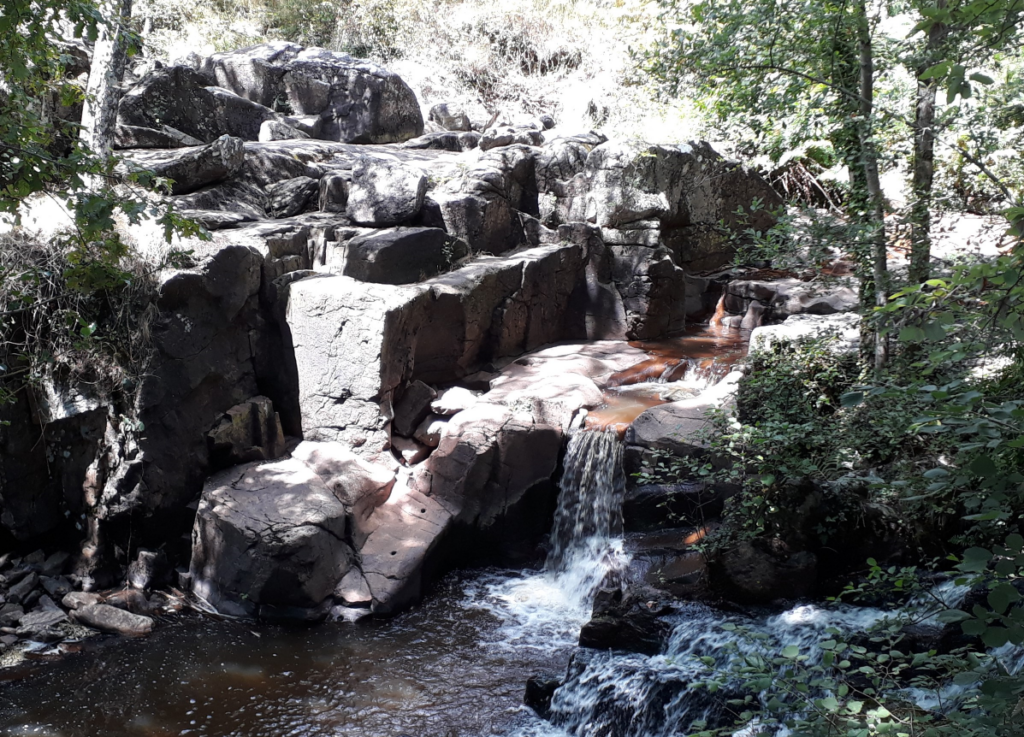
{"left": 74, "top": 604, "right": 154, "bottom": 636}
{"left": 359, "top": 485, "right": 452, "bottom": 615}
{"left": 17, "top": 608, "right": 68, "bottom": 631}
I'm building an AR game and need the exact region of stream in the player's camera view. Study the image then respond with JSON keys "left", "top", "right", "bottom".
{"left": 3, "top": 326, "right": 1010, "bottom": 737}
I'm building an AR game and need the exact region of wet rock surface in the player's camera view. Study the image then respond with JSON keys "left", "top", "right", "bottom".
{"left": 712, "top": 538, "right": 818, "bottom": 605}
{"left": 579, "top": 587, "right": 673, "bottom": 655}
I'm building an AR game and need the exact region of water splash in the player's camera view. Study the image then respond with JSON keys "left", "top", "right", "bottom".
{"left": 465, "top": 430, "right": 629, "bottom": 653}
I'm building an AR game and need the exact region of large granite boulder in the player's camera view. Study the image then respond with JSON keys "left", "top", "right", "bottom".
{"left": 200, "top": 42, "right": 424, "bottom": 144}
{"left": 283, "top": 275, "right": 427, "bottom": 459}
{"left": 346, "top": 157, "right": 428, "bottom": 225}
{"left": 190, "top": 457, "right": 353, "bottom": 620}
{"left": 117, "top": 65, "right": 279, "bottom": 143}
{"left": 343, "top": 227, "right": 468, "bottom": 284}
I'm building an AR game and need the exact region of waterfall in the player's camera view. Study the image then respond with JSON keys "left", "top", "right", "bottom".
{"left": 708, "top": 293, "right": 727, "bottom": 329}
{"left": 464, "top": 429, "right": 628, "bottom": 653}
{"left": 547, "top": 429, "right": 625, "bottom": 572}
{"left": 541, "top": 580, "right": 995, "bottom": 737}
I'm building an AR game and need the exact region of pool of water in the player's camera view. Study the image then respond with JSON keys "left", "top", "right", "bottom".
{"left": 0, "top": 567, "right": 585, "bottom": 737}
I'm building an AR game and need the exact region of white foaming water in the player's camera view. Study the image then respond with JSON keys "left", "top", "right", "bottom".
{"left": 547, "top": 430, "right": 626, "bottom": 570}
{"left": 536, "top": 579, "right": 995, "bottom": 737}
{"left": 466, "top": 430, "right": 629, "bottom": 653}
{"left": 657, "top": 359, "right": 731, "bottom": 389}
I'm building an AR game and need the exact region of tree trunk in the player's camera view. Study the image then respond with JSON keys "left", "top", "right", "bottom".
{"left": 80, "top": 0, "right": 133, "bottom": 157}
{"left": 909, "top": 8, "right": 947, "bottom": 284}
{"left": 855, "top": 0, "right": 888, "bottom": 374}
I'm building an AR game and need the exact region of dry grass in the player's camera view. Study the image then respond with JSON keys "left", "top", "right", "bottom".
{"left": 134, "top": 0, "right": 707, "bottom": 142}
{"left": 0, "top": 230, "right": 160, "bottom": 412}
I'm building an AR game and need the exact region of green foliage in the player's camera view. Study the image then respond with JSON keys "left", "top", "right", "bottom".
{"left": 1, "top": 0, "right": 204, "bottom": 416}
{"left": 264, "top": 0, "right": 338, "bottom": 48}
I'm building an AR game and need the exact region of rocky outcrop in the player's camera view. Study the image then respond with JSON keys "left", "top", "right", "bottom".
{"left": 3, "top": 37, "right": 785, "bottom": 625}
{"left": 624, "top": 370, "right": 742, "bottom": 477}
{"left": 539, "top": 140, "right": 781, "bottom": 273}
{"left": 724, "top": 277, "right": 858, "bottom": 319}
{"left": 282, "top": 241, "right": 586, "bottom": 458}
{"left": 432, "top": 145, "right": 538, "bottom": 256}
{"left": 124, "top": 135, "right": 244, "bottom": 195}
{"left": 207, "top": 396, "right": 287, "bottom": 470}
{"left": 343, "top": 227, "right": 468, "bottom": 284}
{"left": 711, "top": 538, "right": 818, "bottom": 605}
{"left": 117, "top": 43, "right": 423, "bottom": 147}
{"left": 200, "top": 42, "right": 423, "bottom": 144}
{"left": 579, "top": 587, "right": 673, "bottom": 655}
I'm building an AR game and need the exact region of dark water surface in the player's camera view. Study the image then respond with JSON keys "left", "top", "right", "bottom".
{"left": 0, "top": 570, "right": 565, "bottom": 737}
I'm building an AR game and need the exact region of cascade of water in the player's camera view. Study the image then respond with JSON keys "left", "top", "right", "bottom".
{"left": 547, "top": 429, "right": 625, "bottom": 572}
{"left": 708, "top": 294, "right": 727, "bottom": 329}
{"left": 464, "top": 429, "right": 628, "bottom": 654}
{"left": 542, "top": 579, "right": 1008, "bottom": 737}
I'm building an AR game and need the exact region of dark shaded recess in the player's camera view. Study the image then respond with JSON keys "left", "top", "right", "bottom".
{"left": 437, "top": 478, "right": 559, "bottom": 574}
